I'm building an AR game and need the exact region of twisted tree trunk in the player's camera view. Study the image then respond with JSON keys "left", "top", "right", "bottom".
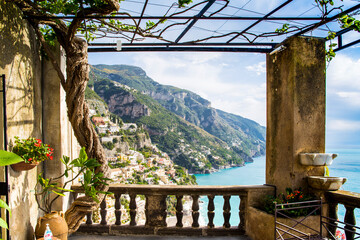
{"left": 12, "top": 0, "right": 117, "bottom": 234}
{"left": 60, "top": 37, "right": 111, "bottom": 233}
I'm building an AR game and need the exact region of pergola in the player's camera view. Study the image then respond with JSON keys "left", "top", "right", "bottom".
{"left": 67, "top": 0, "right": 360, "bottom": 53}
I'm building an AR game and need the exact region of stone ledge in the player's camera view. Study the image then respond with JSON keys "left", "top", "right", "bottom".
{"left": 76, "top": 224, "right": 246, "bottom": 237}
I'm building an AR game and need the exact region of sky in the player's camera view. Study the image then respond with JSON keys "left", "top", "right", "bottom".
{"left": 88, "top": 0, "right": 360, "bottom": 149}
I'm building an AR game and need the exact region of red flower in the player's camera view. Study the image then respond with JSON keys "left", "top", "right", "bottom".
{"left": 28, "top": 158, "right": 32, "bottom": 162}
{"left": 49, "top": 156, "right": 53, "bottom": 160}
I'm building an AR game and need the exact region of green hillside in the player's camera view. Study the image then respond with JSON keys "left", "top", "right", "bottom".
{"left": 89, "top": 64, "right": 266, "bottom": 172}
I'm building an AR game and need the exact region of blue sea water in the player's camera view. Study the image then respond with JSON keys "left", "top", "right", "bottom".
{"left": 194, "top": 148, "right": 360, "bottom": 227}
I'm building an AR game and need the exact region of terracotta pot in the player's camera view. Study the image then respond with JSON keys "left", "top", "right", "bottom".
{"left": 11, "top": 161, "right": 39, "bottom": 172}
{"left": 35, "top": 211, "right": 68, "bottom": 240}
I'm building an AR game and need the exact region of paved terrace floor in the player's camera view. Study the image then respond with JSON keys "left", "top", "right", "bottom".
{"left": 69, "top": 235, "right": 252, "bottom": 240}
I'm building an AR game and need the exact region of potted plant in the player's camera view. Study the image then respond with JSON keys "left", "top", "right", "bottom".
{"left": 11, "top": 137, "right": 53, "bottom": 171}
{"left": 247, "top": 188, "right": 321, "bottom": 240}
{"left": 34, "top": 147, "right": 110, "bottom": 240}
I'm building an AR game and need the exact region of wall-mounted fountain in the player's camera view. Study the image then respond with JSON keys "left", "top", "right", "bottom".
{"left": 299, "top": 153, "right": 346, "bottom": 191}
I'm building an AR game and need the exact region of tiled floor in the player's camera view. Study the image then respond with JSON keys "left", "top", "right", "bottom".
{"left": 69, "top": 235, "right": 252, "bottom": 240}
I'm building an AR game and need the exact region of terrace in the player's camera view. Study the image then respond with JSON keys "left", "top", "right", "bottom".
{"left": 1, "top": 1, "right": 360, "bottom": 240}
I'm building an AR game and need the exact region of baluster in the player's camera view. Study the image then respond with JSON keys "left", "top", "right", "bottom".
{"left": 223, "top": 195, "right": 231, "bottom": 228}
{"left": 191, "top": 195, "right": 200, "bottom": 228}
{"left": 100, "top": 197, "right": 107, "bottom": 225}
{"left": 86, "top": 212, "right": 93, "bottom": 225}
{"left": 145, "top": 194, "right": 167, "bottom": 227}
{"left": 344, "top": 205, "right": 356, "bottom": 240}
{"left": 176, "top": 195, "right": 183, "bottom": 227}
{"left": 207, "top": 195, "right": 215, "bottom": 228}
{"left": 129, "top": 193, "right": 137, "bottom": 226}
{"left": 328, "top": 202, "right": 338, "bottom": 236}
{"left": 115, "top": 193, "right": 122, "bottom": 225}
{"left": 239, "top": 195, "right": 247, "bottom": 232}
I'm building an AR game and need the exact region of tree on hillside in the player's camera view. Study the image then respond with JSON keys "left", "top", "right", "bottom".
{"left": 11, "top": 0, "right": 359, "bottom": 233}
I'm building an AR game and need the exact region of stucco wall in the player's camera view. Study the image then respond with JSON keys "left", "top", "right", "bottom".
{"left": 0, "top": 1, "right": 42, "bottom": 239}
{"left": 0, "top": 2, "right": 80, "bottom": 239}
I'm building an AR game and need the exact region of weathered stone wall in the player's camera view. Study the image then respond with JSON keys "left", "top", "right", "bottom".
{"left": 42, "top": 44, "right": 81, "bottom": 213}
{"left": 0, "top": 1, "right": 79, "bottom": 239}
{"left": 0, "top": 1, "right": 42, "bottom": 239}
{"left": 266, "top": 36, "right": 326, "bottom": 195}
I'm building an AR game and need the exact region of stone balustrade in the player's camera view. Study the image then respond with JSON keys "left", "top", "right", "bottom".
{"left": 326, "top": 190, "right": 360, "bottom": 240}
{"left": 71, "top": 184, "right": 274, "bottom": 236}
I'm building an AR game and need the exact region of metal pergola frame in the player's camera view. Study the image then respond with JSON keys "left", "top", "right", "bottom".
{"left": 29, "top": 0, "right": 360, "bottom": 53}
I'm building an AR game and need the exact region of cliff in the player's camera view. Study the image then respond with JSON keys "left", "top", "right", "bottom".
{"left": 88, "top": 64, "right": 266, "bottom": 172}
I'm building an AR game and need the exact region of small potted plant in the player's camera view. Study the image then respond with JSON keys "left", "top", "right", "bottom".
{"left": 247, "top": 188, "right": 320, "bottom": 240}
{"left": 11, "top": 136, "right": 53, "bottom": 171}
{"left": 34, "top": 147, "right": 110, "bottom": 240}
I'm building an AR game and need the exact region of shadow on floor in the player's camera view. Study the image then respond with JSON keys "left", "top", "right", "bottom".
{"left": 69, "top": 235, "right": 252, "bottom": 240}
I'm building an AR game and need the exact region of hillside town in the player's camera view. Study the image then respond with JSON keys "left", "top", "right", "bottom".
{"left": 89, "top": 111, "right": 196, "bottom": 186}
{"left": 88, "top": 109, "right": 196, "bottom": 225}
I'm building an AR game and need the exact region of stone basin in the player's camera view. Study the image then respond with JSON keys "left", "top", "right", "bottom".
{"left": 299, "top": 153, "right": 337, "bottom": 166}
{"left": 307, "top": 176, "right": 346, "bottom": 191}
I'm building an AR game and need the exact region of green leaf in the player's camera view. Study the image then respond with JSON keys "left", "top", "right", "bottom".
{"left": 0, "top": 150, "right": 24, "bottom": 166}
{"left": 0, "top": 217, "right": 8, "bottom": 229}
{"left": 178, "top": 0, "right": 192, "bottom": 7}
{"left": 0, "top": 199, "right": 11, "bottom": 216}
{"left": 61, "top": 156, "right": 70, "bottom": 164}
{"left": 78, "top": 147, "right": 88, "bottom": 163}
{"left": 275, "top": 23, "right": 289, "bottom": 33}
{"left": 51, "top": 190, "right": 65, "bottom": 197}
{"left": 55, "top": 186, "right": 73, "bottom": 192}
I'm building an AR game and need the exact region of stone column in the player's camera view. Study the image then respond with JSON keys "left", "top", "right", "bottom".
{"left": 266, "top": 36, "right": 326, "bottom": 195}
{"left": 42, "top": 45, "right": 80, "bottom": 212}
{"left": 145, "top": 195, "right": 167, "bottom": 227}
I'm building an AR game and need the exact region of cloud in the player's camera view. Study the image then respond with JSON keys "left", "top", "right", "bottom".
{"left": 336, "top": 92, "right": 360, "bottom": 107}
{"left": 327, "top": 54, "right": 360, "bottom": 91}
{"left": 327, "top": 119, "right": 360, "bottom": 131}
{"left": 246, "top": 61, "right": 266, "bottom": 76}
{"left": 132, "top": 52, "right": 267, "bottom": 125}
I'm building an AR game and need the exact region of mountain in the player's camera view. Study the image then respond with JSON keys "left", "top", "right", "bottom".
{"left": 88, "top": 64, "right": 266, "bottom": 172}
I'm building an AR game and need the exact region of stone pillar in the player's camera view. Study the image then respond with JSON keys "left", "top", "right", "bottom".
{"left": 42, "top": 45, "right": 80, "bottom": 212}
{"left": 266, "top": 36, "right": 326, "bottom": 195}
{"left": 145, "top": 195, "right": 167, "bottom": 227}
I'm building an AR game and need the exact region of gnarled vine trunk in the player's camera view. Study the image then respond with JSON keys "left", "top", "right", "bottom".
{"left": 12, "top": 0, "right": 120, "bottom": 233}
{"left": 61, "top": 37, "right": 110, "bottom": 233}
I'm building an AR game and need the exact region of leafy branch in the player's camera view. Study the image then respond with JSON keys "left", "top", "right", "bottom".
{"left": 35, "top": 147, "right": 111, "bottom": 213}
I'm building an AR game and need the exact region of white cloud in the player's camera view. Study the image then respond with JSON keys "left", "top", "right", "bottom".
{"left": 328, "top": 119, "right": 360, "bottom": 131}
{"left": 336, "top": 91, "right": 360, "bottom": 107}
{"left": 133, "top": 52, "right": 267, "bottom": 125}
{"left": 246, "top": 61, "right": 266, "bottom": 76}
{"left": 327, "top": 54, "right": 360, "bottom": 91}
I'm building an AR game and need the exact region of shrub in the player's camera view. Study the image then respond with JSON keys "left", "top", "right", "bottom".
{"left": 260, "top": 188, "right": 317, "bottom": 217}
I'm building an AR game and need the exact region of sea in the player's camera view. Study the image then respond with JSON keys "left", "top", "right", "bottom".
{"left": 194, "top": 148, "right": 360, "bottom": 227}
